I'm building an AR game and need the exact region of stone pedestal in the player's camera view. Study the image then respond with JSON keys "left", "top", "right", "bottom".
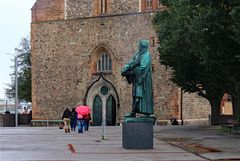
{"left": 122, "top": 118, "right": 153, "bottom": 149}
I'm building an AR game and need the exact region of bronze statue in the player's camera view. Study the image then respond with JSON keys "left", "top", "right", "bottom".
{"left": 121, "top": 40, "right": 154, "bottom": 117}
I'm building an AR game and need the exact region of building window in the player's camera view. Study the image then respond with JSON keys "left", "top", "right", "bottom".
{"left": 100, "top": 0, "right": 107, "bottom": 14}
{"left": 220, "top": 93, "right": 233, "bottom": 115}
{"left": 150, "top": 37, "right": 155, "bottom": 47}
{"left": 146, "top": 0, "right": 153, "bottom": 9}
{"left": 97, "top": 52, "right": 112, "bottom": 73}
{"left": 100, "top": 86, "right": 109, "bottom": 95}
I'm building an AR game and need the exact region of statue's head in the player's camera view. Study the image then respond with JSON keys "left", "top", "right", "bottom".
{"left": 139, "top": 39, "right": 149, "bottom": 51}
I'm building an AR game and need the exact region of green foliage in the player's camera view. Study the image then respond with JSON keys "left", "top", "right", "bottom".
{"left": 153, "top": 0, "right": 240, "bottom": 100}
{"left": 5, "top": 37, "right": 31, "bottom": 102}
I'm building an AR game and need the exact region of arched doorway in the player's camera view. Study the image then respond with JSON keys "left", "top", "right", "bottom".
{"left": 220, "top": 93, "right": 233, "bottom": 115}
{"left": 106, "top": 95, "right": 116, "bottom": 126}
{"left": 86, "top": 76, "right": 119, "bottom": 126}
{"left": 92, "top": 95, "right": 102, "bottom": 126}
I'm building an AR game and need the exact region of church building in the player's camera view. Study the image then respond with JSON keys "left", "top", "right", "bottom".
{"left": 31, "top": 0, "right": 210, "bottom": 125}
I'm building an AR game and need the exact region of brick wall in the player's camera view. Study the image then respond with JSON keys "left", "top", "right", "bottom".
{"left": 0, "top": 114, "right": 31, "bottom": 127}
{"left": 31, "top": 0, "right": 65, "bottom": 22}
{"left": 141, "top": 0, "right": 165, "bottom": 12}
{"left": 0, "top": 114, "right": 15, "bottom": 127}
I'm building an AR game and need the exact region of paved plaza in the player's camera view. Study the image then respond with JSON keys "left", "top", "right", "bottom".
{"left": 0, "top": 125, "right": 240, "bottom": 161}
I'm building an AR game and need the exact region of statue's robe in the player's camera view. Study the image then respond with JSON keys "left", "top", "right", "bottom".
{"left": 121, "top": 40, "right": 154, "bottom": 114}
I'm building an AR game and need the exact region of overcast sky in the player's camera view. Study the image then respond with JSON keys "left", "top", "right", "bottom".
{"left": 0, "top": 0, "right": 36, "bottom": 99}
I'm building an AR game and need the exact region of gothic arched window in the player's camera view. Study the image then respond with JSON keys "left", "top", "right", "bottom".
{"left": 100, "top": 0, "right": 108, "bottom": 14}
{"left": 97, "top": 52, "right": 112, "bottom": 73}
{"left": 146, "top": 0, "right": 153, "bottom": 9}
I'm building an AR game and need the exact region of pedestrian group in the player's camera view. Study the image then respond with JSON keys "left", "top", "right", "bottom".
{"left": 62, "top": 107, "right": 91, "bottom": 133}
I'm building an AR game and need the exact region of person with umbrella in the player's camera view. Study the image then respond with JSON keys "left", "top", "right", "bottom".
{"left": 76, "top": 105, "right": 90, "bottom": 133}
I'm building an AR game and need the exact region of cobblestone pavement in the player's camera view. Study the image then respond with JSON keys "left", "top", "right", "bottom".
{"left": 0, "top": 125, "right": 240, "bottom": 161}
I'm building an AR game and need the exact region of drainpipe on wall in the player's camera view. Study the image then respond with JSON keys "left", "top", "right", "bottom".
{"left": 180, "top": 88, "right": 183, "bottom": 125}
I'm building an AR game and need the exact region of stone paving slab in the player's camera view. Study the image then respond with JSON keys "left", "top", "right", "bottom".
{"left": 0, "top": 126, "right": 240, "bottom": 161}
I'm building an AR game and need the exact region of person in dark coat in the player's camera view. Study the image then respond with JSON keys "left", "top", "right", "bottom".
{"left": 62, "top": 108, "right": 71, "bottom": 133}
{"left": 83, "top": 113, "right": 91, "bottom": 131}
{"left": 70, "top": 108, "right": 77, "bottom": 131}
{"left": 172, "top": 118, "right": 179, "bottom": 125}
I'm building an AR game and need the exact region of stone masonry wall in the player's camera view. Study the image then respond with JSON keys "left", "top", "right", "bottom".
{"left": 108, "top": 0, "right": 140, "bottom": 14}
{"left": 65, "top": 0, "right": 140, "bottom": 19}
{"left": 65, "top": 0, "right": 95, "bottom": 19}
{"left": 182, "top": 92, "right": 210, "bottom": 122}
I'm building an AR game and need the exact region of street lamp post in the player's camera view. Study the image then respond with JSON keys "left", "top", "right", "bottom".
{"left": 14, "top": 52, "right": 18, "bottom": 127}
{"left": 5, "top": 52, "right": 18, "bottom": 127}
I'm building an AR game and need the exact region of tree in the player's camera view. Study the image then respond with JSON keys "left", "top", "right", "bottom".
{"left": 153, "top": 0, "right": 240, "bottom": 125}
{"left": 5, "top": 37, "right": 32, "bottom": 102}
